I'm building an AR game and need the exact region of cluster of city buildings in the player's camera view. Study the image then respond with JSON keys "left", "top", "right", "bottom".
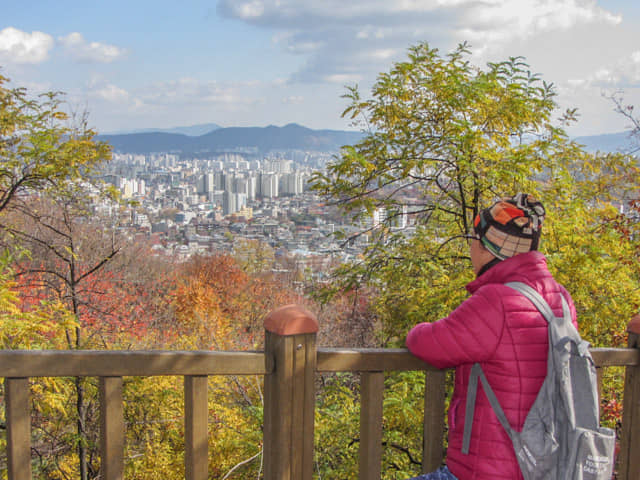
{"left": 100, "top": 150, "right": 415, "bottom": 278}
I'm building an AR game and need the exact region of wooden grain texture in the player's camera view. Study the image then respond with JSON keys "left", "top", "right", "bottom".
{"left": 2, "top": 343, "right": 639, "bottom": 480}
{"left": 0, "top": 350, "right": 267, "bottom": 377}
{"left": 422, "top": 370, "right": 446, "bottom": 473}
{"left": 6, "top": 377, "right": 31, "bottom": 480}
{"left": 359, "top": 372, "right": 384, "bottom": 480}
{"left": 100, "top": 376, "right": 124, "bottom": 480}
{"left": 184, "top": 376, "right": 208, "bottom": 480}
{"left": 317, "top": 348, "right": 439, "bottom": 372}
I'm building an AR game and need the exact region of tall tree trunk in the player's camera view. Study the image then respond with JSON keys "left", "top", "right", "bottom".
{"left": 76, "top": 376, "right": 88, "bottom": 480}
{"left": 73, "top": 293, "right": 88, "bottom": 480}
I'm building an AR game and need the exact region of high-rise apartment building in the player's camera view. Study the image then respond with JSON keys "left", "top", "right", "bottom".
{"left": 259, "top": 173, "right": 279, "bottom": 198}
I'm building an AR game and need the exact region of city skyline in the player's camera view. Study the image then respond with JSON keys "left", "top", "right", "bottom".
{"left": 2, "top": 1, "right": 640, "bottom": 137}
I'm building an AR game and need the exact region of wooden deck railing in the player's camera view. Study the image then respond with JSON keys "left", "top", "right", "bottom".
{"left": 1, "top": 306, "right": 639, "bottom": 480}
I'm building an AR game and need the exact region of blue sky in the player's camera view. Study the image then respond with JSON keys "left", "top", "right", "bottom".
{"left": 2, "top": 0, "right": 639, "bottom": 136}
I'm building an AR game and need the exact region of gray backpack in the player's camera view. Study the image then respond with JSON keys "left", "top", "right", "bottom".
{"left": 461, "top": 282, "right": 615, "bottom": 479}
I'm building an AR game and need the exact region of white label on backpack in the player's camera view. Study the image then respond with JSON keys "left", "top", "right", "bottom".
{"left": 583, "top": 454, "right": 610, "bottom": 475}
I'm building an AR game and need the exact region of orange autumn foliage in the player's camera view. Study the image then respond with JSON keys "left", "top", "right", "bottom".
{"left": 171, "top": 253, "right": 302, "bottom": 350}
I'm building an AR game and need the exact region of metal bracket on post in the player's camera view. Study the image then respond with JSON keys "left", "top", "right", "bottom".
{"left": 263, "top": 304, "right": 318, "bottom": 480}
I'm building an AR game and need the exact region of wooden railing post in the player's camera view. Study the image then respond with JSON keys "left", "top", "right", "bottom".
{"left": 263, "top": 304, "right": 318, "bottom": 480}
{"left": 100, "top": 376, "right": 124, "bottom": 480}
{"left": 618, "top": 314, "right": 640, "bottom": 480}
{"left": 422, "top": 370, "right": 446, "bottom": 473}
{"left": 184, "top": 375, "right": 208, "bottom": 480}
{"left": 359, "top": 371, "right": 384, "bottom": 480}
{"left": 6, "top": 377, "right": 31, "bottom": 480}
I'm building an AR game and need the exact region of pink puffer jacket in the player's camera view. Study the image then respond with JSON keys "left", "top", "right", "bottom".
{"left": 406, "top": 251, "right": 577, "bottom": 480}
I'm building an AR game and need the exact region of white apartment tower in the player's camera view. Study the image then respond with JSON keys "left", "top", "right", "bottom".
{"left": 260, "top": 173, "right": 279, "bottom": 198}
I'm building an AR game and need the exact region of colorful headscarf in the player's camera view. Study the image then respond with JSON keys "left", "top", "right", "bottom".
{"left": 473, "top": 193, "right": 546, "bottom": 260}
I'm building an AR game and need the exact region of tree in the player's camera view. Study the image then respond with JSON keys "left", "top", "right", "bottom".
{"left": 310, "top": 42, "right": 640, "bottom": 477}
{"left": 233, "top": 238, "right": 275, "bottom": 275}
{"left": 608, "top": 92, "right": 640, "bottom": 154}
{"left": 0, "top": 73, "right": 110, "bottom": 218}
{"left": 5, "top": 187, "right": 123, "bottom": 478}
{"left": 311, "top": 42, "right": 640, "bottom": 345}
{"left": 0, "top": 73, "right": 120, "bottom": 480}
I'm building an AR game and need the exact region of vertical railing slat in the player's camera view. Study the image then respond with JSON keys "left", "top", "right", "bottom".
{"left": 422, "top": 370, "right": 446, "bottom": 473}
{"left": 359, "top": 371, "right": 384, "bottom": 480}
{"left": 100, "top": 376, "right": 124, "bottom": 480}
{"left": 185, "top": 375, "right": 208, "bottom": 480}
{"left": 6, "top": 377, "right": 31, "bottom": 480}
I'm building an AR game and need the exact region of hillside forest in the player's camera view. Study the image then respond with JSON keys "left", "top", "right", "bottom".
{"left": 1, "top": 42, "right": 640, "bottom": 479}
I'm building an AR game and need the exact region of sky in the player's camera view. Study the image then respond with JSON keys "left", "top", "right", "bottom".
{"left": 1, "top": 0, "right": 639, "bottom": 137}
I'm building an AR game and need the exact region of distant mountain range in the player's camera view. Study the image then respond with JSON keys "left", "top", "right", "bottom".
{"left": 98, "top": 122, "right": 638, "bottom": 155}
{"left": 98, "top": 123, "right": 364, "bottom": 155}
{"left": 573, "top": 131, "right": 637, "bottom": 154}
{"left": 104, "top": 123, "right": 222, "bottom": 137}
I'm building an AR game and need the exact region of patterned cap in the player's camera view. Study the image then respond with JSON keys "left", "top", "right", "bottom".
{"left": 473, "top": 193, "right": 546, "bottom": 260}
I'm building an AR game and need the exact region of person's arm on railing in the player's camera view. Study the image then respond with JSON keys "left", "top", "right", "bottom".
{"left": 406, "top": 289, "right": 502, "bottom": 369}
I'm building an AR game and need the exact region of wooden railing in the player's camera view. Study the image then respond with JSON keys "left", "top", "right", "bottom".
{"left": 1, "top": 305, "right": 640, "bottom": 480}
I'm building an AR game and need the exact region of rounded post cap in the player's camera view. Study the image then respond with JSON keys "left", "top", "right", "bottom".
{"left": 628, "top": 313, "right": 640, "bottom": 336}
{"left": 263, "top": 304, "right": 319, "bottom": 336}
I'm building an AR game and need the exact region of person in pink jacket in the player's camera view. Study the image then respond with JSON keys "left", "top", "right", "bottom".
{"left": 406, "top": 193, "right": 577, "bottom": 480}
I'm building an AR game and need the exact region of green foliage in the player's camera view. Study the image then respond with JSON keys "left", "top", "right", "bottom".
{"left": 233, "top": 238, "right": 276, "bottom": 274}
{"left": 314, "top": 373, "right": 360, "bottom": 479}
{"left": 122, "top": 376, "right": 185, "bottom": 479}
{"left": 0, "top": 48, "right": 637, "bottom": 480}
{"left": 0, "top": 73, "right": 111, "bottom": 216}
{"left": 382, "top": 372, "right": 430, "bottom": 478}
{"left": 314, "top": 371, "right": 453, "bottom": 480}
{"left": 310, "top": 42, "right": 639, "bottom": 475}
{"left": 311, "top": 42, "right": 640, "bottom": 348}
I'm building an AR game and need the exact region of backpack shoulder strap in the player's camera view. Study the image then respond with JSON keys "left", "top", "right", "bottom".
{"left": 462, "top": 362, "right": 516, "bottom": 454}
{"left": 506, "top": 282, "right": 574, "bottom": 341}
{"left": 505, "top": 281, "right": 563, "bottom": 324}
{"left": 462, "top": 282, "right": 569, "bottom": 455}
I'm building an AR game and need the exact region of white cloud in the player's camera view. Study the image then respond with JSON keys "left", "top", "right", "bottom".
{"left": 282, "top": 95, "right": 304, "bottom": 104}
{"left": 138, "top": 78, "right": 261, "bottom": 108}
{"left": 218, "top": 0, "right": 623, "bottom": 86}
{"left": 356, "top": 27, "right": 392, "bottom": 40}
{"left": 0, "top": 27, "right": 54, "bottom": 64}
{"left": 369, "top": 48, "right": 398, "bottom": 60}
{"left": 218, "top": 0, "right": 619, "bottom": 30}
{"left": 59, "top": 32, "right": 126, "bottom": 63}
{"left": 567, "top": 50, "right": 640, "bottom": 89}
{"left": 324, "top": 73, "right": 362, "bottom": 84}
{"left": 94, "top": 84, "right": 130, "bottom": 103}
{"left": 238, "top": 0, "right": 265, "bottom": 19}
{"left": 458, "top": 0, "right": 621, "bottom": 47}
{"left": 80, "top": 78, "right": 266, "bottom": 129}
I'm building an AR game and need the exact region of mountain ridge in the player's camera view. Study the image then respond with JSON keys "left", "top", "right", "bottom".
{"left": 103, "top": 122, "right": 222, "bottom": 137}
{"left": 98, "top": 123, "right": 365, "bottom": 154}
{"left": 98, "top": 123, "right": 638, "bottom": 155}
{"left": 573, "top": 131, "right": 637, "bottom": 154}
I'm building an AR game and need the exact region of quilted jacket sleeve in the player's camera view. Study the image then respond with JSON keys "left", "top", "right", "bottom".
{"left": 406, "top": 286, "right": 505, "bottom": 369}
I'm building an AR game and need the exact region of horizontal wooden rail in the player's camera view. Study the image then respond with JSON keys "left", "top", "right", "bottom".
{"left": 590, "top": 347, "right": 640, "bottom": 367}
{"left": 0, "top": 347, "right": 633, "bottom": 378}
{"left": 317, "top": 348, "right": 441, "bottom": 372}
{"left": 317, "top": 347, "right": 640, "bottom": 372}
{"left": 0, "top": 350, "right": 268, "bottom": 377}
